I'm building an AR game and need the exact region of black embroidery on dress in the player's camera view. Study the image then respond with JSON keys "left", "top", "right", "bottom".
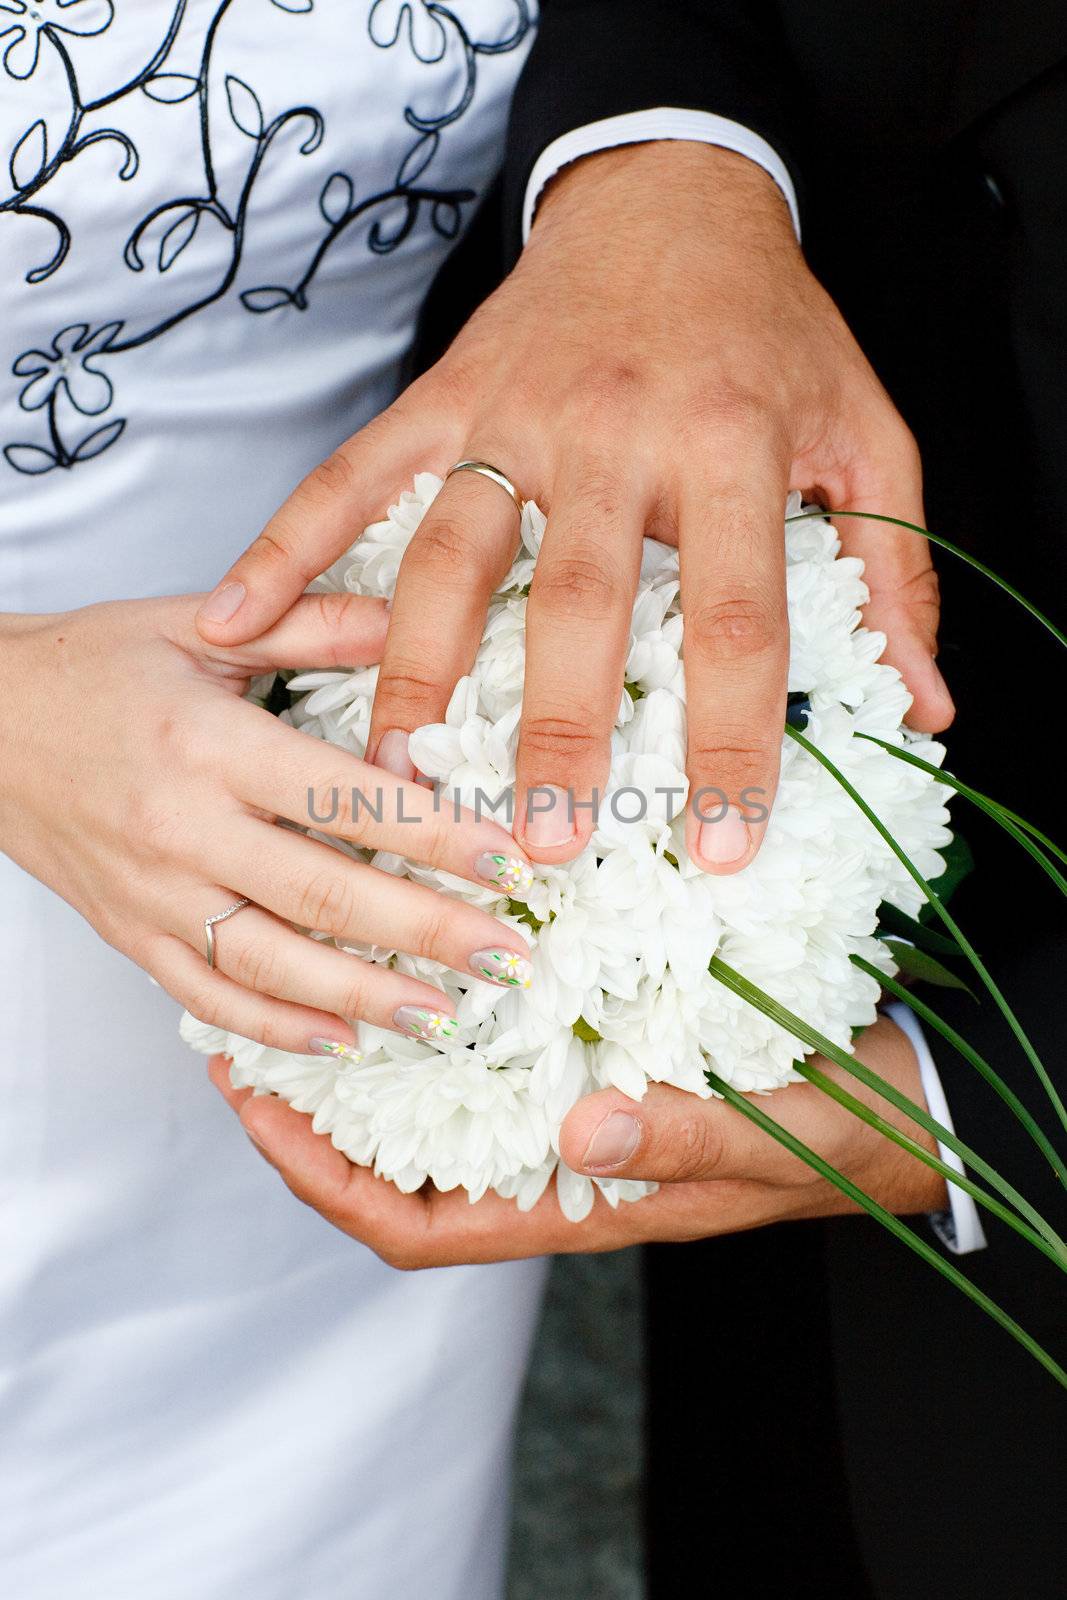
{"left": 3, "top": 0, "right": 532, "bottom": 475}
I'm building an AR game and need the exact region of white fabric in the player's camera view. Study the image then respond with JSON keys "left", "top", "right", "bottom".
{"left": 0, "top": 5, "right": 546, "bottom": 1598}
{"left": 885, "top": 1001, "right": 987, "bottom": 1255}
{"left": 522, "top": 107, "right": 802, "bottom": 240}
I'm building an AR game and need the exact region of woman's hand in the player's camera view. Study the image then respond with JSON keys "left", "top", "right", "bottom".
{"left": 208, "top": 1014, "right": 945, "bottom": 1264}
{"left": 196, "top": 141, "right": 953, "bottom": 875}
{"left": 0, "top": 597, "right": 538, "bottom": 1054}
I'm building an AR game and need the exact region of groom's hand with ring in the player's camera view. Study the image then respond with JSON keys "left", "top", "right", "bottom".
{"left": 197, "top": 141, "right": 954, "bottom": 873}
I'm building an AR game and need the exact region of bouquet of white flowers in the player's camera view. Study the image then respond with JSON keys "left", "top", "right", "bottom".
{"left": 182, "top": 475, "right": 1067, "bottom": 1384}
{"left": 182, "top": 475, "right": 955, "bottom": 1216}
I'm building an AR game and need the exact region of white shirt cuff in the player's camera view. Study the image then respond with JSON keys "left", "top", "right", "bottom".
{"left": 885, "top": 1000, "right": 987, "bottom": 1255}
{"left": 522, "top": 108, "right": 801, "bottom": 243}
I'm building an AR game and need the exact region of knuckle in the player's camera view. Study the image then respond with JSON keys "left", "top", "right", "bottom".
{"left": 572, "top": 359, "right": 645, "bottom": 424}
{"left": 376, "top": 665, "right": 442, "bottom": 720}
{"left": 686, "top": 594, "right": 782, "bottom": 665}
{"left": 521, "top": 712, "right": 598, "bottom": 763}
{"left": 379, "top": 1236, "right": 426, "bottom": 1271}
{"left": 178, "top": 977, "right": 225, "bottom": 1030}
{"left": 311, "top": 591, "right": 352, "bottom": 641}
{"left": 230, "top": 936, "right": 284, "bottom": 996}
{"left": 304, "top": 448, "right": 357, "bottom": 505}
{"left": 533, "top": 553, "right": 617, "bottom": 619}
{"left": 690, "top": 383, "right": 781, "bottom": 445}
{"left": 243, "top": 1012, "right": 288, "bottom": 1052}
{"left": 656, "top": 1113, "right": 723, "bottom": 1182}
{"left": 336, "top": 970, "right": 370, "bottom": 1023}
{"left": 407, "top": 516, "right": 483, "bottom": 578}
{"left": 125, "top": 781, "right": 196, "bottom": 860}
{"left": 412, "top": 900, "right": 454, "bottom": 959}
{"left": 876, "top": 414, "right": 922, "bottom": 474}
{"left": 245, "top": 526, "right": 298, "bottom": 574}
{"left": 299, "top": 868, "right": 360, "bottom": 934}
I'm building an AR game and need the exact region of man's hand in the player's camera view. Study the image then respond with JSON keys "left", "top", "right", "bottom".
{"left": 197, "top": 142, "right": 953, "bottom": 873}
{"left": 208, "top": 1014, "right": 947, "bottom": 1266}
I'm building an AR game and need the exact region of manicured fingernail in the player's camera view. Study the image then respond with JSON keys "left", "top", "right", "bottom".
{"left": 373, "top": 728, "right": 415, "bottom": 782}
{"left": 394, "top": 1005, "right": 459, "bottom": 1042}
{"left": 470, "top": 948, "right": 534, "bottom": 989}
{"left": 198, "top": 580, "right": 246, "bottom": 626}
{"left": 524, "top": 784, "right": 575, "bottom": 848}
{"left": 582, "top": 1111, "right": 641, "bottom": 1171}
{"left": 309, "top": 1037, "right": 362, "bottom": 1062}
{"left": 697, "top": 805, "right": 751, "bottom": 866}
{"left": 475, "top": 851, "right": 536, "bottom": 897}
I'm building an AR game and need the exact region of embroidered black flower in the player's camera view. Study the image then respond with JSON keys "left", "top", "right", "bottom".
{"left": 0, "top": 0, "right": 113, "bottom": 81}
{"left": 13, "top": 320, "right": 120, "bottom": 414}
{"left": 4, "top": 0, "right": 533, "bottom": 474}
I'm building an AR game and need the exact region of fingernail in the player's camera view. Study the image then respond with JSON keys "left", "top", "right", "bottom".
{"left": 393, "top": 1005, "right": 459, "bottom": 1042}
{"left": 245, "top": 1127, "right": 269, "bottom": 1156}
{"left": 198, "top": 580, "right": 246, "bottom": 626}
{"left": 475, "top": 851, "right": 536, "bottom": 897}
{"left": 373, "top": 728, "right": 415, "bottom": 782}
{"left": 309, "top": 1037, "right": 362, "bottom": 1062}
{"left": 697, "top": 805, "right": 751, "bottom": 866}
{"left": 524, "top": 784, "right": 575, "bottom": 848}
{"left": 470, "top": 948, "right": 534, "bottom": 989}
{"left": 582, "top": 1111, "right": 641, "bottom": 1171}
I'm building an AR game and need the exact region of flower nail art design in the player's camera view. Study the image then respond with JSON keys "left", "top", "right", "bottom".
{"left": 309, "top": 1037, "right": 362, "bottom": 1062}
{"left": 470, "top": 949, "right": 534, "bottom": 989}
{"left": 475, "top": 852, "right": 536, "bottom": 897}
{"left": 394, "top": 1006, "right": 459, "bottom": 1042}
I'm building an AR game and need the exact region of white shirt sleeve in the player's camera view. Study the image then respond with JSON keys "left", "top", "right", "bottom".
{"left": 884, "top": 1000, "right": 988, "bottom": 1255}
{"left": 522, "top": 107, "right": 802, "bottom": 243}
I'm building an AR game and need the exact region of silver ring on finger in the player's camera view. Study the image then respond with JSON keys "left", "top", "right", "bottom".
{"left": 445, "top": 458, "right": 526, "bottom": 518}
{"left": 204, "top": 897, "right": 254, "bottom": 969}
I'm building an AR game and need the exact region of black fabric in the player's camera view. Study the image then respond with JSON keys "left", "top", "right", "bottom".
{"left": 418, "top": 5, "right": 1067, "bottom": 1592}
{"left": 502, "top": 0, "right": 800, "bottom": 249}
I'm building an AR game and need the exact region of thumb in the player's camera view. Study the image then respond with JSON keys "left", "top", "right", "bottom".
{"left": 194, "top": 399, "right": 429, "bottom": 647}
{"left": 558, "top": 1084, "right": 763, "bottom": 1184}
{"left": 173, "top": 592, "right": 390, "bottom": 673}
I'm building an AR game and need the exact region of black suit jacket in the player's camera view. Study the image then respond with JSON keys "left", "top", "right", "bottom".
{"left": 424, "top": 5, "right": 1067, "bottom": 1594}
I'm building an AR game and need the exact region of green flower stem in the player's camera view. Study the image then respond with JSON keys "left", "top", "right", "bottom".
{"left": 704, "top": 1066, "right": 1067, "bottom": 1392}
{"left": 784, "top": 509, "right": 1067, "bottom": 653}
{"left": 709, "top": 955, "right": 1067, "bottom": 1259}
{"left": 985, "top": 805, "right": 1067, "bottom": 868}
{"left": 858, "top": 734, "right": 1067, "bottom": 896}
{"left": 784, "top": 723, "right": 1067, "bottom": 1137}
{"left": 851, "top": 953, "right": 1067, "bottom": 1189}
{"left": 793, "top": 1057, "right": 1063, "bottom": 1269}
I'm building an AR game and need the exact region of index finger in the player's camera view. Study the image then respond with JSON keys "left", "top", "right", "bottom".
{"left": 231, "top": 700, "right": 536, "bottom": 892}
{"left": 196, "top": 383, "right": 458, "bottom": 646}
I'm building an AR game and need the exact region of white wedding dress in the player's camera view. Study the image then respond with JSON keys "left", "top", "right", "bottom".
{"left": 0, "top": 4, "right": 547, "bottom": 1597}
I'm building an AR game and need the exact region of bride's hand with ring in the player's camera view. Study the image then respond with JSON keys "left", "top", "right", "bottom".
{"left": 0, "top": 597, "right": 537, "bottom": 1054}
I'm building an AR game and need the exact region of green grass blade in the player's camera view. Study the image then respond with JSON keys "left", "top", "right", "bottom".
{"left": 850, "top": 953, "right": 1067, "bottom": 1187}
{"left": 859, "top": 734, "right": 1067, "bottom": 894}
{"left": 709, "top": 955, "right": 1067, "bottom": 1258}
{"left": 784, "top": 722, "right": 1067, "bottom": 1136}
{"left": 703, "top": 1066, "right": 1067, "bottom": 1391}
{"left": 791, "top": 1056, "right": 1064, "bottom": 1269}
{"left": 785, "top": 508, "right": 1067, "bottom": 652}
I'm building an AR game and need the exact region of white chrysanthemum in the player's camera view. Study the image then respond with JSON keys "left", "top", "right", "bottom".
{"left": 181, "top": 480, "right": 952, "bottom": 1219}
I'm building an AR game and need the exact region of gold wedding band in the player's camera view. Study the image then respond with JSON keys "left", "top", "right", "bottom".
{"left": 446, "top": 459, "right": 525, "bottom": 518}
{"left": 204, "top": 898, "right": 252, "bottom": 969}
